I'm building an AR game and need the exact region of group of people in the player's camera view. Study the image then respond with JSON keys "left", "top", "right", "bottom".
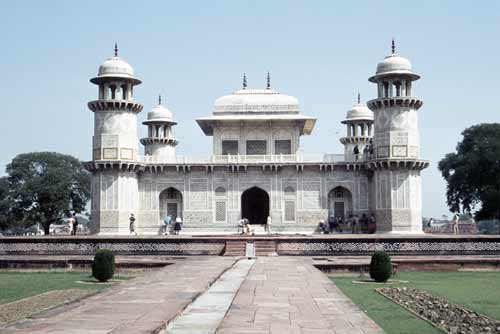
{"left": 353, "top": 139, "right": 374, "bottom": 161}
{"left": 127, "top": 213, "right": 184, "bottom": 236}
{"left": 162, "top": 214, "right": 183, "bottom": 235}
{"left": 318, "top": 213, "right": 376, "bottom": 234}
{"left": 237, "top": 216, "right": 272, "bottom": 235}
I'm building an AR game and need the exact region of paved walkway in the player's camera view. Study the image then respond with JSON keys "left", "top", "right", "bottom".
{"left": 217, "top": 258, "right": 384, "bottom": 334}
{"left": 1, "top": 258, "right": 236, "bottom": 334}
{"left": 165, "top": 259, "right": 255, "bottom": 334}
{"left": 1, "top": 257, "right": 383, "bottom": 334}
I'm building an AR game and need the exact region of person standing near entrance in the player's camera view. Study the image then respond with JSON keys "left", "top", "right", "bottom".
{"left": 72, "top": 213, "right": 78, "bottom": 236}
{"left": 243, "top": 218, "right": 251, "bottom": 235}
{"left": 237, "top": 218, "right": 245, "bottom": 234}
{"left": 351, "top": 215, "right": 359, "bottom": 234}
{"left": 163, "top": 214, "right": 172, "bottom": 235}
{"left": 174, "top": 217, "right": 182, "bottom": 235}
{"left": 328, "top": 215, "right": 336, "bottom": 233}
{"left": 67, "top": 213, "right": 75, "bottom": 235}
{"left": 368, "top": 214, "right": 376, "bottom": 234}
{"left": 129, "top": 213, "right": 137, "bottom": 235}
{"left": 265, "top": 216, "right": 272, "bottom": 235}
{"left": 452, "top": 213, "right": 460, "bottom": 235}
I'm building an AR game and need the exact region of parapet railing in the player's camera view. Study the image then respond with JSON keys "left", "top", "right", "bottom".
{"left": 139, "top": 153, "right": 348, "bottom": 164}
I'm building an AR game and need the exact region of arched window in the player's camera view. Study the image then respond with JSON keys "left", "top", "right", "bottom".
{"left": 394, "top": 81, "right": 401, "bottom": 97}
{"left": 121, "top": 84, "right": 127, "bottom": 100}
{"left": 215, "top": 186, "right": 226, "bottom": 196}
{"left": 383, "top": 82, "right": 389, "bottom": 97}
{"left": 109, "top": 84, "right": 117, "bottom": 100}
{"left": 99, "top": 84, "right": 105, "bottom": 99}
{"left": 406, "top": 81, "right": 411, "bottom": 96}
{"left": 334, "top": 188, "right": 345, "bottom": 198}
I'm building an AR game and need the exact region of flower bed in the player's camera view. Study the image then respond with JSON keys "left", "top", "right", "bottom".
{"left": 377, "top": 287, "right": 500, "bottom": 333}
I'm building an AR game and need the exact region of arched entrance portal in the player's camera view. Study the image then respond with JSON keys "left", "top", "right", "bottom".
{"left": 327, "top": 186, "right": 353, "bottom": 219}
{"left": 159, "top": 187, "right": 183, "bottom": 221}
{"left": 241, "top": 187, "right": 270, "bottom": 225}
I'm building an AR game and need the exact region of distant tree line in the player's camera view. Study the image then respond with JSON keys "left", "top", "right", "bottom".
{"left": 0, "top": 152, "right": 90, "bottom": 235}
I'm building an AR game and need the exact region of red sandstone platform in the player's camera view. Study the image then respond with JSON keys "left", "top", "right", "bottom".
{"left": 1, "top": 234, "right": 499, "bottom": 256}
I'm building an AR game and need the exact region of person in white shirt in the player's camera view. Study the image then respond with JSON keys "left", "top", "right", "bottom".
{"left": 265, "top": 216, "right": 272, "bottom": 235}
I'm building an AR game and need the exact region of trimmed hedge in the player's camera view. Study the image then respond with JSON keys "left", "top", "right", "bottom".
{"left": 92, "top": 249, "right": 115, "bottom": 282}
{"left": 369, "top": 251, "right": 392, "bottom": 282}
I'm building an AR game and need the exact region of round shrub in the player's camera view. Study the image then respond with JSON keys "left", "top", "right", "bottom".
{"left": 369, "top": 251, "right": 392, "bottom": 282}
{"left": 92, "top": 249, "right": 115, "bottom": 282}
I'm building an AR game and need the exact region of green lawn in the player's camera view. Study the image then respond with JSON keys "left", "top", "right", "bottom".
{"left": 0, "top": 271, "right": 121, "bottom": 305}
{"left": 332, "top": 271, "right": 500, "bottom": 334}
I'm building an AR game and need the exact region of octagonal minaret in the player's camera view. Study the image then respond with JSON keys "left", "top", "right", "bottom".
{"left": 87, "top": 45, "right": 143, "bottom": 235}
{"left": 140, "top": 95, "right": 178, "bottom": 161}
{"left": 88, "top": 44, "right": 143, "bottom": 161}
{"left": 367, "top": 40, "right": 429, "bottom": 233}
{"left": 340, "top": 94, "right": 373, "bottom": 162}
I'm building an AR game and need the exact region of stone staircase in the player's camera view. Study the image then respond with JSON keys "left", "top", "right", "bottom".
{"left": 223, "top": 239, "right": 277, "bottom": 257}
{"left": 254, "top": 240, "right": 277, "bottom": 256}
{"left": 224, "top": 240, "right": 247, "bottom": 256}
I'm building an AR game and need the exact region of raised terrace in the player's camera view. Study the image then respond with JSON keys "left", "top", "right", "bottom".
{"left": 1, "top": 235, "right": 500, "bottom": 257}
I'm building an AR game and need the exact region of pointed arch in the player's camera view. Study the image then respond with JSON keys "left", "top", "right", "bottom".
{"left": 241, "top": 186, "right": 270, "bottom": 225}
{"left": 159, "top": 187, "right": 183, "bottom": 221}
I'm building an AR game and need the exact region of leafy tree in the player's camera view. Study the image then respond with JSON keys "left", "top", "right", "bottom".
{"left": 0, "top": 177, "right": 16, "bottom": 230}
{"left": 438, "top": 123, "right": 500, "bottom": 221}
{"left": 2, "top": 152, "right": 90, "bottom": 235}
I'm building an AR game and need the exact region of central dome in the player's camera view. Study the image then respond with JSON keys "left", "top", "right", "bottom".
{"left": 214, "top": 88, "right": 300, "bottom": 114}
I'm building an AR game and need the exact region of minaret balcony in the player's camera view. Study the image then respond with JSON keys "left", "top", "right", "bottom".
{"left": 365, "top": 158, "right": 430, "bottom": 171}
{"left": 339, "top": 136, "right": 372, "bottom": 145}
{"left": 88, "top": 99, "right": 143, "bottom": 113}
{"left": 367, "top": 96, "right": 423, "bottom": 111}
{"left": 140, "top": 137, "right": 178, "bottom": 146}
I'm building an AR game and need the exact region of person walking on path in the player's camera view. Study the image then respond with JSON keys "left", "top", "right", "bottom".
{"left": 72, "top": 213, "right": 78, "bottom": 236}
{"left": 163, "top": 214, "right": 172, "bottom": 235}
{"left": 174, "top": 217, "right": 182, "bottom": 235}
{"left": 129, "top": 213, "right": 137, "bottom": 236}
{"left": 265, "top": 215, "right": 272, "bottom": 235}
{"left": 452, "top": 214, "right": 460, "bottom": 235}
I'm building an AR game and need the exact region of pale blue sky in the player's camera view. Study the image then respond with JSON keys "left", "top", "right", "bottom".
{"left": 1, "top": 1, "right": 499, "bottom": 218}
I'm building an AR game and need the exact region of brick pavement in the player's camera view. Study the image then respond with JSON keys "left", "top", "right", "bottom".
{"left": 216, "top": 257, "right": 384, "bottom": 334}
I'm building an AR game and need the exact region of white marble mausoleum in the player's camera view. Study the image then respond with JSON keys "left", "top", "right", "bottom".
{"left": 85, "top": 42, "right": 429, "bottom": 235}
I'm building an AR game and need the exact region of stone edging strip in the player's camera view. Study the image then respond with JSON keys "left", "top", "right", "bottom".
{"left": 376, "top": 287, "right": 500, "bottom": 334}
{"left": 162, "top": 259, "right": 255, "bottom": 334}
